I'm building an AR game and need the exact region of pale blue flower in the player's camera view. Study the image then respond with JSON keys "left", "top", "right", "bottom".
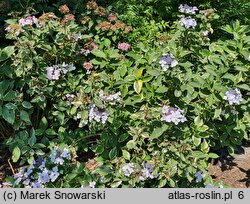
{"left": 179, "top": 4, "right": 198, "bottom": 14}
{"left": 180, "top": 16, "right": 197, "bottom": 28}
{"left": 89, "top": 181, "right": 96, "bottom": 188}
{"left": 61, "top": 148, "right": 71, "bottom": 159}
{"left": 47, "top": 65, "right": 60, "bottom": 80}
{"left": 161, "top": 105, "right": 186, "bottom": 125}
{"left": 49, "top": 167, "right": 59, "bottom": 182}
{"left": 223, "top": 88, "right": 243, "bottom": 105}
{"left": 159, "top": 54, "right": 178, "bottom": 71}
{"left": 89, "top": 104, "right": 109, "bottom": 124}
{"left": 38, "top": 168, "right": 50, "bottom": 184}
{"left": 121, "top": 163, "right": 135, "bottom": 177}
{"left": 194, "top": 171, "right": 205, "bottom": 182}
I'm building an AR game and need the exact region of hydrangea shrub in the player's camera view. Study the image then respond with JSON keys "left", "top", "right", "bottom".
{"left": 0, "top": 1, "right": 249, "bottom": 188}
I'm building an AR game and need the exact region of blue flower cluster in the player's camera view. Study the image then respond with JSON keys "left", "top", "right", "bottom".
{"left": 47, "top": 65, "right": 60, "bottom": 80}
{"left": 194, "top": 171, "right": 205, "bottom": 183}
{"left": 121, "top": 162, "right": 157, "bottom": 181}
{"left": 159, "top": 53, "right": 178, "bottom": 71}
{"left": 121, "top": 163, "right": 136, "bottom": 177}
{"left": 223, "top": 88, "right": 243, "bottom": 105}
{"left": 178, "top": 4, "right": 198, "bottom": 14}
{"left": 47, "top": 63, "right": 76, "bottom": 80}
{"left": 61, "top": 62, "right": 76, "bottom": 74}
{"left": 161, "top": 105, "right": 186, "bottom": 125}
{"left": 178, "top": 4, "right": 197, "bottom": 29}
{"left": 179, "top": 17, "right": 197, "bottom": 29}
{"left": 89, "top": 104, "right": 109, "bottom": 124}
{"left": 99, "top": 90, "right": 123, "bottom": 105}
{"left": 50, "top": 146, "right": 71, "bottom": 164}
{"left": 139, "top": 162, "right": 158, "bottom": 181}
{"left": 14, "top": 146, "right": 71, "bottom": 188}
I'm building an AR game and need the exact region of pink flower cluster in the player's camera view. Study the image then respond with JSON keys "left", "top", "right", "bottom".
{"left": 19, "top": 16, "right": 41, "bottom": 27}
{"left": 118, "top": 42, "right": 130, "bottom": 51}
{"left": 108, "top": 13, "right": 117, "bottom": 21}
{"left": 83, "top": 62, "right": 93, "bottom": 74}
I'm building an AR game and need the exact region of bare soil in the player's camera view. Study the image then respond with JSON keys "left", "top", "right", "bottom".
{"left": 209, "top": 146, "right": 250, "bottom": 188}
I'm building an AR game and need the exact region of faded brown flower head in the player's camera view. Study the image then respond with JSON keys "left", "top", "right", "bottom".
{"left": 159, "top": 34, "right": 171, "bottom": 43}
{"left": 39, "top": 12, "right": 57, "bottom": 25}
{"left": 98, "top": 21, "right": 112, "bottom": 31}
{"left": 89, "top": 42, "right": 98, "bottom": 50}
{"left": 81, "top": 16, "right": 91, "bottom": 24}
{"left": 110, "top": 25, "right": 117, "bottom": 31}
{"left": 115, "top": 21, "right": 126, "bottom": 30}
{"left": 200, "top": 8, "right": 215, "bottom": 17}
{"left": 94, "top": 6, "right": 107, "bottom": 16}
{"left": 86, "top": 159, "right": 98, "bottom": 171}
{"left": 59, "top": 4, "right": 70, "bottom": 14}
{"left": 116, "top": 55, "right": 125, "bottom": 61}
{"left": 61, "top": 14, "right": 75, "bottom": 25}
{"left": 83, "top": 61, "right": 93, "bottom": 70}
{"left": 5, "top": 24, "right": 23, "bottom": 36}
{"left": 125, "top": 26, "right": 133, "bottom": 32}
{"left": 86, "top": 1, "right": 98, "bottom": 10}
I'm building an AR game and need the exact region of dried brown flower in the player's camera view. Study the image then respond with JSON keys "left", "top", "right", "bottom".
{"left": 86, "top": 1, "right": 98, "bottom": 10}
{"left": 86, "top": 159, "right": 98, "bottom": 171}
{"left": 94, "top": 6, "right": 107, "bottom": 16}
{"left": 80, "top": 16, "right": 91, "bottom": 24}
{"left": 98, "top": 21, "right": 112, "bottom": 31}
{"left": 115, "top": 21, "right": 126, "bottom": 30}
{"left": 59, "top": 4, "right": 70, "bottom": 14}
{"left": 61, "top": 14, "right": 75, "bottom": 25}
{"left": 125, "top": 26, "right": 133, "bottom": 32}
{"left": 5, "top": 24, "right": 23, "bottom": 36}
{"left": 38, "top": 12, "right": 57, "bottom": 25}
{"left": 116, "top": 55, "right": 125, "bottom": 60}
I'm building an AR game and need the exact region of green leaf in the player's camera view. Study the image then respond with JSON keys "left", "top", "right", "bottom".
{"left": 155, "top": 86, "right": 168, "bottom": 93}
{"left": 109, "top": 147, "right": 117, "bottom": 160}
{"left": 193, "top": 137, "right": 201, "bottom": 146}
{"left": 213, "top": 108, "right": 222, "bottom": 119}
{"left": 135, "top": 69, "right": 144, "bottom": 78}
{"left": 110, "top": 181, "right": 122, "bottom": 188}
{"left": 3, "top": 90, "right": 16, "bottom": 101}
{"left": 208, "top": 153, "right": 219, "bottom": 159}
{"left": 174, "top": 90, "right": 182, "bottom": 97}
{"left": 126, "top": 140, "right": 136, "bottom": 149}
{"left": 122, "top": 150, "right": 131, "bottom": 160}
{"left": 22, "top": 101, "right": 33, "bottom": 109}
{"left": 65, "top": 173, "right": 77, "bottom": 181}
{"left": 109, "top": 49, "right": 119, "bottom": 58}
{"left": 151, "top": 124, "right": 167, "bottom": 139}
{"left": 28, "top": 134, "right": 37, "bottom": 147}
{"left": 20, "top": 110, "right": 31, "bottom": 123}
{"left": 12, "top": 147, "right": 21, "bottom": 162}
{"left": 33, "top": 143, "right": 46, "bottom": 149}
{"left": 2, "top": 105, "right": 15, "bottom": 124}
{"left": 0, "top": 46, "right": 15, "bottom": 62}
{"left": 133, "top": 80, "right": 143, "bottom": 94}
{"left": 201, "top": 140, "right": 209, "bottom": 153}
{"left": 194, "top": 116, "right": 203, "bottom": 127}
{"left": 118, "top": 133, "right": 129, "bottom": 142}
{"left": 91, "top": 50, "right": 107, "bottom": 59}
{"left": 40, "top": 117, "right": 48, "bottom": 130}
{"left": 46, "top": 129, "right": 57, "bottom": 136}
{"left": 237, "top": 84, "right": 250, "bottom": 91}
{"left": 228, "top": 146, "right": 235, "bottom": 155}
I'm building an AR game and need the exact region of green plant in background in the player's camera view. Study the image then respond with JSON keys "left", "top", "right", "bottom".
{"left": 0, "top": 0, "right": 249, "bottom": 188}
